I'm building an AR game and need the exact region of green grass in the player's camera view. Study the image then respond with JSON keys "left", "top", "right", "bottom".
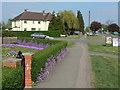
{"left": 2, "top": 46, "right": 40, "bottom": 57}
{"left": 90, "top": 55, "right": 118, "bottom": 88}
{"left": 67, "top": 42, "right": 75, "bottom": 48}
{"left": 58, "top": 35, "right": 80, "bottom": 39}
{"left": 87, "top": 35, "right": 105, "bottom": 39}
{"left": 88, "top": 43, "right": 119, "bottom": 55}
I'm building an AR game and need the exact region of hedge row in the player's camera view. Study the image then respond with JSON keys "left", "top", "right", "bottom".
{"left": 2, "top": 66, "right": 24, "bottom": 89}
{"left": 19, "top": 37, "right": 60, "bottom": 45}
{"left": 20, "top": 38, "right": 68, "bottom": 82}
{"left": 2, "top": 31, "right": 61, "bottom": 37}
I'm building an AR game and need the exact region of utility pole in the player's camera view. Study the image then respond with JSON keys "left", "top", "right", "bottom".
{"left": 89, "top": 10, "right": 90, "bottom": 26}
{"left": 88, "top": 10, "right": 91, "bottom": 34}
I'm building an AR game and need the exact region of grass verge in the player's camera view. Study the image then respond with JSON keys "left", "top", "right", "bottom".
{"left": 58, "top": 35, "right": 80, "bottom": 39}
{"left": 87, "top": 35, "right": 105, "bottom": 39}
{"left": 67, "top": 42, "right": 75, "bottom": 48}
{"left": 88, "top": 43, "right": 119, "bottom": 55}
{"left": 90, "top": 55, "right": 118, "bottom": 88}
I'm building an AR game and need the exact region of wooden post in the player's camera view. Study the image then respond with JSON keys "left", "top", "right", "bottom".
{"left": 23, "top": 53, "right": 34, "bottom": 88}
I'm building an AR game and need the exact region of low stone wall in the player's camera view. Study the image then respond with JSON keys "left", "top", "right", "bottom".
{"left": 2, "top": 37, "right": 18, "bottom": 44}
{"left": 3, "top": 58, "right": 22, "bottom": 67}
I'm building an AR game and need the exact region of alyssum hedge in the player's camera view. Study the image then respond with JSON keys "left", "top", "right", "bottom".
{"left": 2, "top": 38, "right": 68, "bottom": 88}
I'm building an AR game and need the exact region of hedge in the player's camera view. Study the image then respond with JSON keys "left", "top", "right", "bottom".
{"left": 20, "top": 38, "right": 68, "bottom": 82}
{"left": 2, "top": 66, "right": 24, "bottom": 89}
{"left": 19, "top": 37, "right": 61, "bottom": 45}
{"left": 2, "top": 31, "right": 61, "bottom": 37}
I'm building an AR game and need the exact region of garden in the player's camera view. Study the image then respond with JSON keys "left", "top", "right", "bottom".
{"left": 2, "top": 37, "right": 68, "bottom": 89}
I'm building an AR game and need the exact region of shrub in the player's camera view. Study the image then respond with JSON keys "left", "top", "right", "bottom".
{"left": 2, "top": 66, "right": 24, "bottom": 89}
{"left": 19, "top": 37, "right": 60, "bottom": 45}
{"left": 2, "top": 31, "right": 61, "bottom": 37}
{"left": 108, "top": 24, "right": 119, "bottom": 33}
{"left": 31, "top": 40, "right": 67, "bottom": 82}
{"left": 19, "top": 38, "right": 67, "bottom": 82}
{"left": 2, "top": 31, "right": 17, "bottom": 37}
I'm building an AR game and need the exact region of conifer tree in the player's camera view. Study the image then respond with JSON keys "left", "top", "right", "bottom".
{"left": 77, "top": 10, "right": 84, "bottom": 32}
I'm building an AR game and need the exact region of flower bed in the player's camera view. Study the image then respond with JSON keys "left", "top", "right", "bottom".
{"left": 1, "top": 39, "right": 51, "bottom": 50}
{"left": 31, "top": 39, "right": 68, "bottom": 84}
{"left": 36, "top": 47, "right": 67, "bottom": 83}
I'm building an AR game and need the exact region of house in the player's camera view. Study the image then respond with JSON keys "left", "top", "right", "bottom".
{"left": 11, "top": 9, "right": 52, "bottom": 31}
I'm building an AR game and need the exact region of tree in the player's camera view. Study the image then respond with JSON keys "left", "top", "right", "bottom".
{"left": 48, "top": 11, "right": 66, "bottom": 34}
{"left": 106, "top": 20, "right": 114, "bottom": 26}
{"left": 6, "top": 18, "right": 12, "bottom": 29}
{"left": 90, "top": 21, "right": 102, "bottom": 34}
{"left": 108, "top": 24, "right": 119, "bottom": 33}
{"left": 60, "top": 10, "right": 79, "bottom": 31}
{"left": 2, "top": 21, "right": 6, "bottom": 30}
{"left": 101, "top": 24, "right": 108, "bottom": 32}
{"left": 77, "top": 10, "right": 84, "bottom": 32}
{"left": 85, "top": 26, "right": 89, "bottom": 32}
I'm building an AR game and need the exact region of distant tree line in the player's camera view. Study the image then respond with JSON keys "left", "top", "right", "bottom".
{"left": 85, "top": 20, "right": 119, "bottom": 34}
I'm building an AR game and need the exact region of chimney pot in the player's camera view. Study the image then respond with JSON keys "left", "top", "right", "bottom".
{"left": 43, "top": 10, "right": 45, "bottom": 14}
{"left": 24, "top": 9, "right": 27, "bottom": 12}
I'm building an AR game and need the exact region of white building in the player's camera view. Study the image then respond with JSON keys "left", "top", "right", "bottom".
{"left": 11, "top": 9, "right": 52, "bottom": 31}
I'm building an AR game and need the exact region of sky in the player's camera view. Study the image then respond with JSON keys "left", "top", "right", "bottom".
{"left": 1, "top": 2, "right": 118, "bottom": 27}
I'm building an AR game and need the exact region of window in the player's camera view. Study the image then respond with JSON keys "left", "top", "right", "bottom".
{"left": 24, "top": 20, "right": 27, "bottom": 23}
{"left": 38, "top": 28, "right": 41, "bottom": 31}
{"left": 31, "top": 28, "right": 36, "bottom": 31}
{"left": 38, "top": 21, "right": 40, "bottom": 24}
{"left": 24, "top": 28, "right": 27, "bottom": 31}
{"left": 33, "top": 21, "right": 34, "bottom": 24}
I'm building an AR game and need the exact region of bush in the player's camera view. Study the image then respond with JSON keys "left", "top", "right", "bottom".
{"left": 108, "top": 24, "right": 119, "bottom": 33}
{"left": 31, "top": 41, "right": 67, "bottom": 82}
{"left": 2, "top": 66, "right": 24, "bottom": 89}
{"left": 19, "top": 38, "right": 67, "bottom": 82}
{"left": 19, "top": 37, "right": 60, "bottom": 45}
{"left": 2, "top": 31, "right": 17, "bottom": 37}
{"left": 2, "top": 31, "right": 61, "bottom": 37}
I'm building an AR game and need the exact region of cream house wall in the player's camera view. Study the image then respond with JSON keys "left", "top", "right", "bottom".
{"left": 12, "top": 20, "right": 50, "bottom": 31}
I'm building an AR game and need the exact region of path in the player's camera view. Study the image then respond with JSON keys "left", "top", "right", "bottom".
{"left": 89, "top": 52, "right": 120, "bottom": 58}
{"left": 34, "top": 42, "right": 92, "bottom": 88}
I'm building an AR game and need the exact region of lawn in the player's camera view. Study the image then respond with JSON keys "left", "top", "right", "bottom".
{"left": 87, "top": 35, "right": 105, "bottom": 39}
{"left": 88, "top": 43, "right": 119, "bottom": 55}
{"left": 58, "top": 35, "right": 80, "bottom": 39}
{"left": 90, "top": 55, "right": 118, "bottom": 88}
{"left": 67, "top": 42, "right": 75, "bottom": 48}
{"left": 2, "top": 46, "right": 40, "bottom": 57}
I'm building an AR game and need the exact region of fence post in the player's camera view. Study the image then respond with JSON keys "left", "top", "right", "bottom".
{"left": 23, "top": 53, "right": 34, "bottom": 88}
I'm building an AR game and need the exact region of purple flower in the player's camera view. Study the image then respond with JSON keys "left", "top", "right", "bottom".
{"left": 22, "top": 39, "right": 26, "bottom": 45}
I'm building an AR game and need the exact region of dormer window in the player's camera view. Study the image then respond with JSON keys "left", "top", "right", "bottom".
{"left": 24, "top": 20, "right": 27, "bottom": 23}
{"left": 38, "top": 21, "right": 41, "bottom": 24}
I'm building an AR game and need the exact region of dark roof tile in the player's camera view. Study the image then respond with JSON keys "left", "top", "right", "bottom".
{"left": 12, "top": 11, "right": 52, "bottom": 21}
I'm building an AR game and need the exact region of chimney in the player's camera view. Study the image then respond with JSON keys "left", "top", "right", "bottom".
{"left": 43, "top": 10, "right": 45, "bottom": 14}
{"left": 24, "top": 9, "right": 27, "bottom": 12}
